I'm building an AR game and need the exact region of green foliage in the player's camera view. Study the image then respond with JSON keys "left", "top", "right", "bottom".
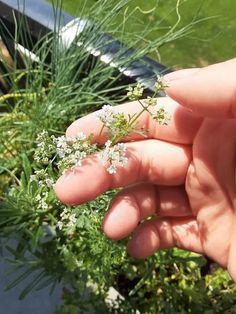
{"left": 1, "top": 1, "right": 236, "bottom": 313}
{"left": 60, "top": 0, "right": 236, "bottom": 68}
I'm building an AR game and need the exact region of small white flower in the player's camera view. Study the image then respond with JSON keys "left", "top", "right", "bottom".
{"left": 65, "top": 148, "right": 73, "bottom": 154}
{"left": 45, "top": 178, "right": 54, "bottom": 188}
{"left": 56, "top": 221, "right": 63, "bottom": 230}
{"left": 76, "top": 132, "right": 86, "bottom": 141}
{"left": 40, "top": 199, "right": 49, "bottom": 210}
{"left": 34, "top": 156, "right": 41, "bottom": 162}
{"left": 56, "top": 136, "right": 68, "bottom": 148}
{"left": 30, "top": 169, "right": 54, "bottom": 189}
{"left": 60, "top": 208, "right": 69, "bottom": 219}
{"left": 95, "top": 105, "right": 117, "bottom": 127}
{"left": 36, "top": 142, "right": 44, "bottom": 148}
{"left": 55, "top": 136, "right": 68, "bottom": 158}
{"left": 42, "top": 191, "right": 48, "bottom": 197}
{"left": 57, "top": 209, "right": 77, "bottom": 233}
{"left": 97, "top": 140, "right": 128, "bottom": 174}
{"left": 42, "top": 157, "right": 49, "bottom": 164}
{"left": 68, "top": 213, "right": 77, "bottom": 227}
{"left": 35, "top": 190, "right": 51, "bottom": 211}
{"left": 72, "top": 143, "right": 81, "bottom": 151}
{"left": 68, "top": 150, "right": 87, "bottom": 168}
{"left": 36, "top": 130, "right": 48, "bottom": 142}
{"left": 107, "top": 164, "right": 117, "bottom": 174}
{"left": 35, "top": 194, "right": 41, "bottom": 202}
{"left": 30, "top": 174, "right": 36, "bottom": 182}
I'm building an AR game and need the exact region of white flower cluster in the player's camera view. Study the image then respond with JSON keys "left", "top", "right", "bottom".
{"left": 54, "top": 136, "right": 69, "bottom": 158}
{"left": 97, "top": 140, "right": 128, "bottom": 174}
{"left": 95, "top": 105, "right": 117, "bottom": 127}
{"left": 30, "top": 169, "right": 54, "bottom": 188}
{"left": 56, "top": 208, "right": 77, "bottom": 234}
{"left": 54, "top": 132, "right": 86, "bottom": 157}
{"left": 127, "top": 82, "right": 144, "bottom": 101}
{"left": 95, "top": 105, "right": 130, "bottom": 140}
{"left": 52, "top": 132, "right": 93, "bottom": 171}
{"left": 34, "top": 130, "right": 55, "bottom": 164}
{"left": 35, "top": 191, "right": 50, "bottom": 211}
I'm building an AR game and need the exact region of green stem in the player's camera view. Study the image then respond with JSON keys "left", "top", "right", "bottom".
{"left": 0, "top": 166, "right": 20, "bottom": 185}
{"left": 98, "top": 124, "right": 105, "bottom": 139}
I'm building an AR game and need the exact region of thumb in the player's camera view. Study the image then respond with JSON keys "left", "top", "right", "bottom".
{"left": 164, "top": 58, "right": 236, "bottom": 118}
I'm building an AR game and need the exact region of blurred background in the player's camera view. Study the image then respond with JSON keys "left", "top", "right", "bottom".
{"left": 55, "top": 0, "right": 236, "bottom": 68}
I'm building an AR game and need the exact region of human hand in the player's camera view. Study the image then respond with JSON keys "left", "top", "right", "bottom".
{"left": 55, "top": 59, "right": 236, "bottom": 280}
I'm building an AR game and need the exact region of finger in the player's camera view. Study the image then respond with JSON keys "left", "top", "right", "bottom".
{"left": 127, "top": 218, "right": 203, "bottom": 259}
{"left": 103, "top": 183, "right": 192, "bottom": 240}
{"left": 164, "top": 68, "right": 200, "bottom": 81}
{"left": 55, "top": 139, "right": 191, "bottom": 205}
{"left": 66, "top": 96, "right": 202, "bottom": 145}
{"left": 165, "top": 58, "right": 236, "bottom": 118}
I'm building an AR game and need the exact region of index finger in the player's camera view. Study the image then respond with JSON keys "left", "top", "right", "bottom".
{"left": 66, "top": 96, "right": 202, "bottom": 145}
{"left": 55, "top": 139, "right": 191, "bottom": 205}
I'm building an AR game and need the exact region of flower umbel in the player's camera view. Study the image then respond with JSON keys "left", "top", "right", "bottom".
{"left": 127, "top": 82, "right": 144, "bottom": 101}
{"left": 34, "top": 130, "right": 55, "bottom": 164}
{"left": 95, "top": 105, "right": 117, "bottom": 127}
{"left": 56, "top": 207, "right": 77, "bottom": 235}
{"left": 35, "top": 191, "right": 50, "bottom": 211}
{"left": 52, "top": 133, "right": 96, "bottom": 173}
{"left": 30, "top": 169, "right": 54, "bottom": 187}
{"left": 97, "top": 140, "right": 128, "bottom": 174}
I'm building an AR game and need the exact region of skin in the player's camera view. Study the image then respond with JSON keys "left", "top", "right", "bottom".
{"left": 55, "top": 58, "right": 236, "bottom": 281}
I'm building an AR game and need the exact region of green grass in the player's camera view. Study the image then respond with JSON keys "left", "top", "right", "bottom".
{"left": 51, "top": 0, "right": 236, "bottom": 68}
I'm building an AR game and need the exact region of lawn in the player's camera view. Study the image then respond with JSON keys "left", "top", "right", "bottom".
{"left": 52, "top": 0, "right": 236, "bottom": 69}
